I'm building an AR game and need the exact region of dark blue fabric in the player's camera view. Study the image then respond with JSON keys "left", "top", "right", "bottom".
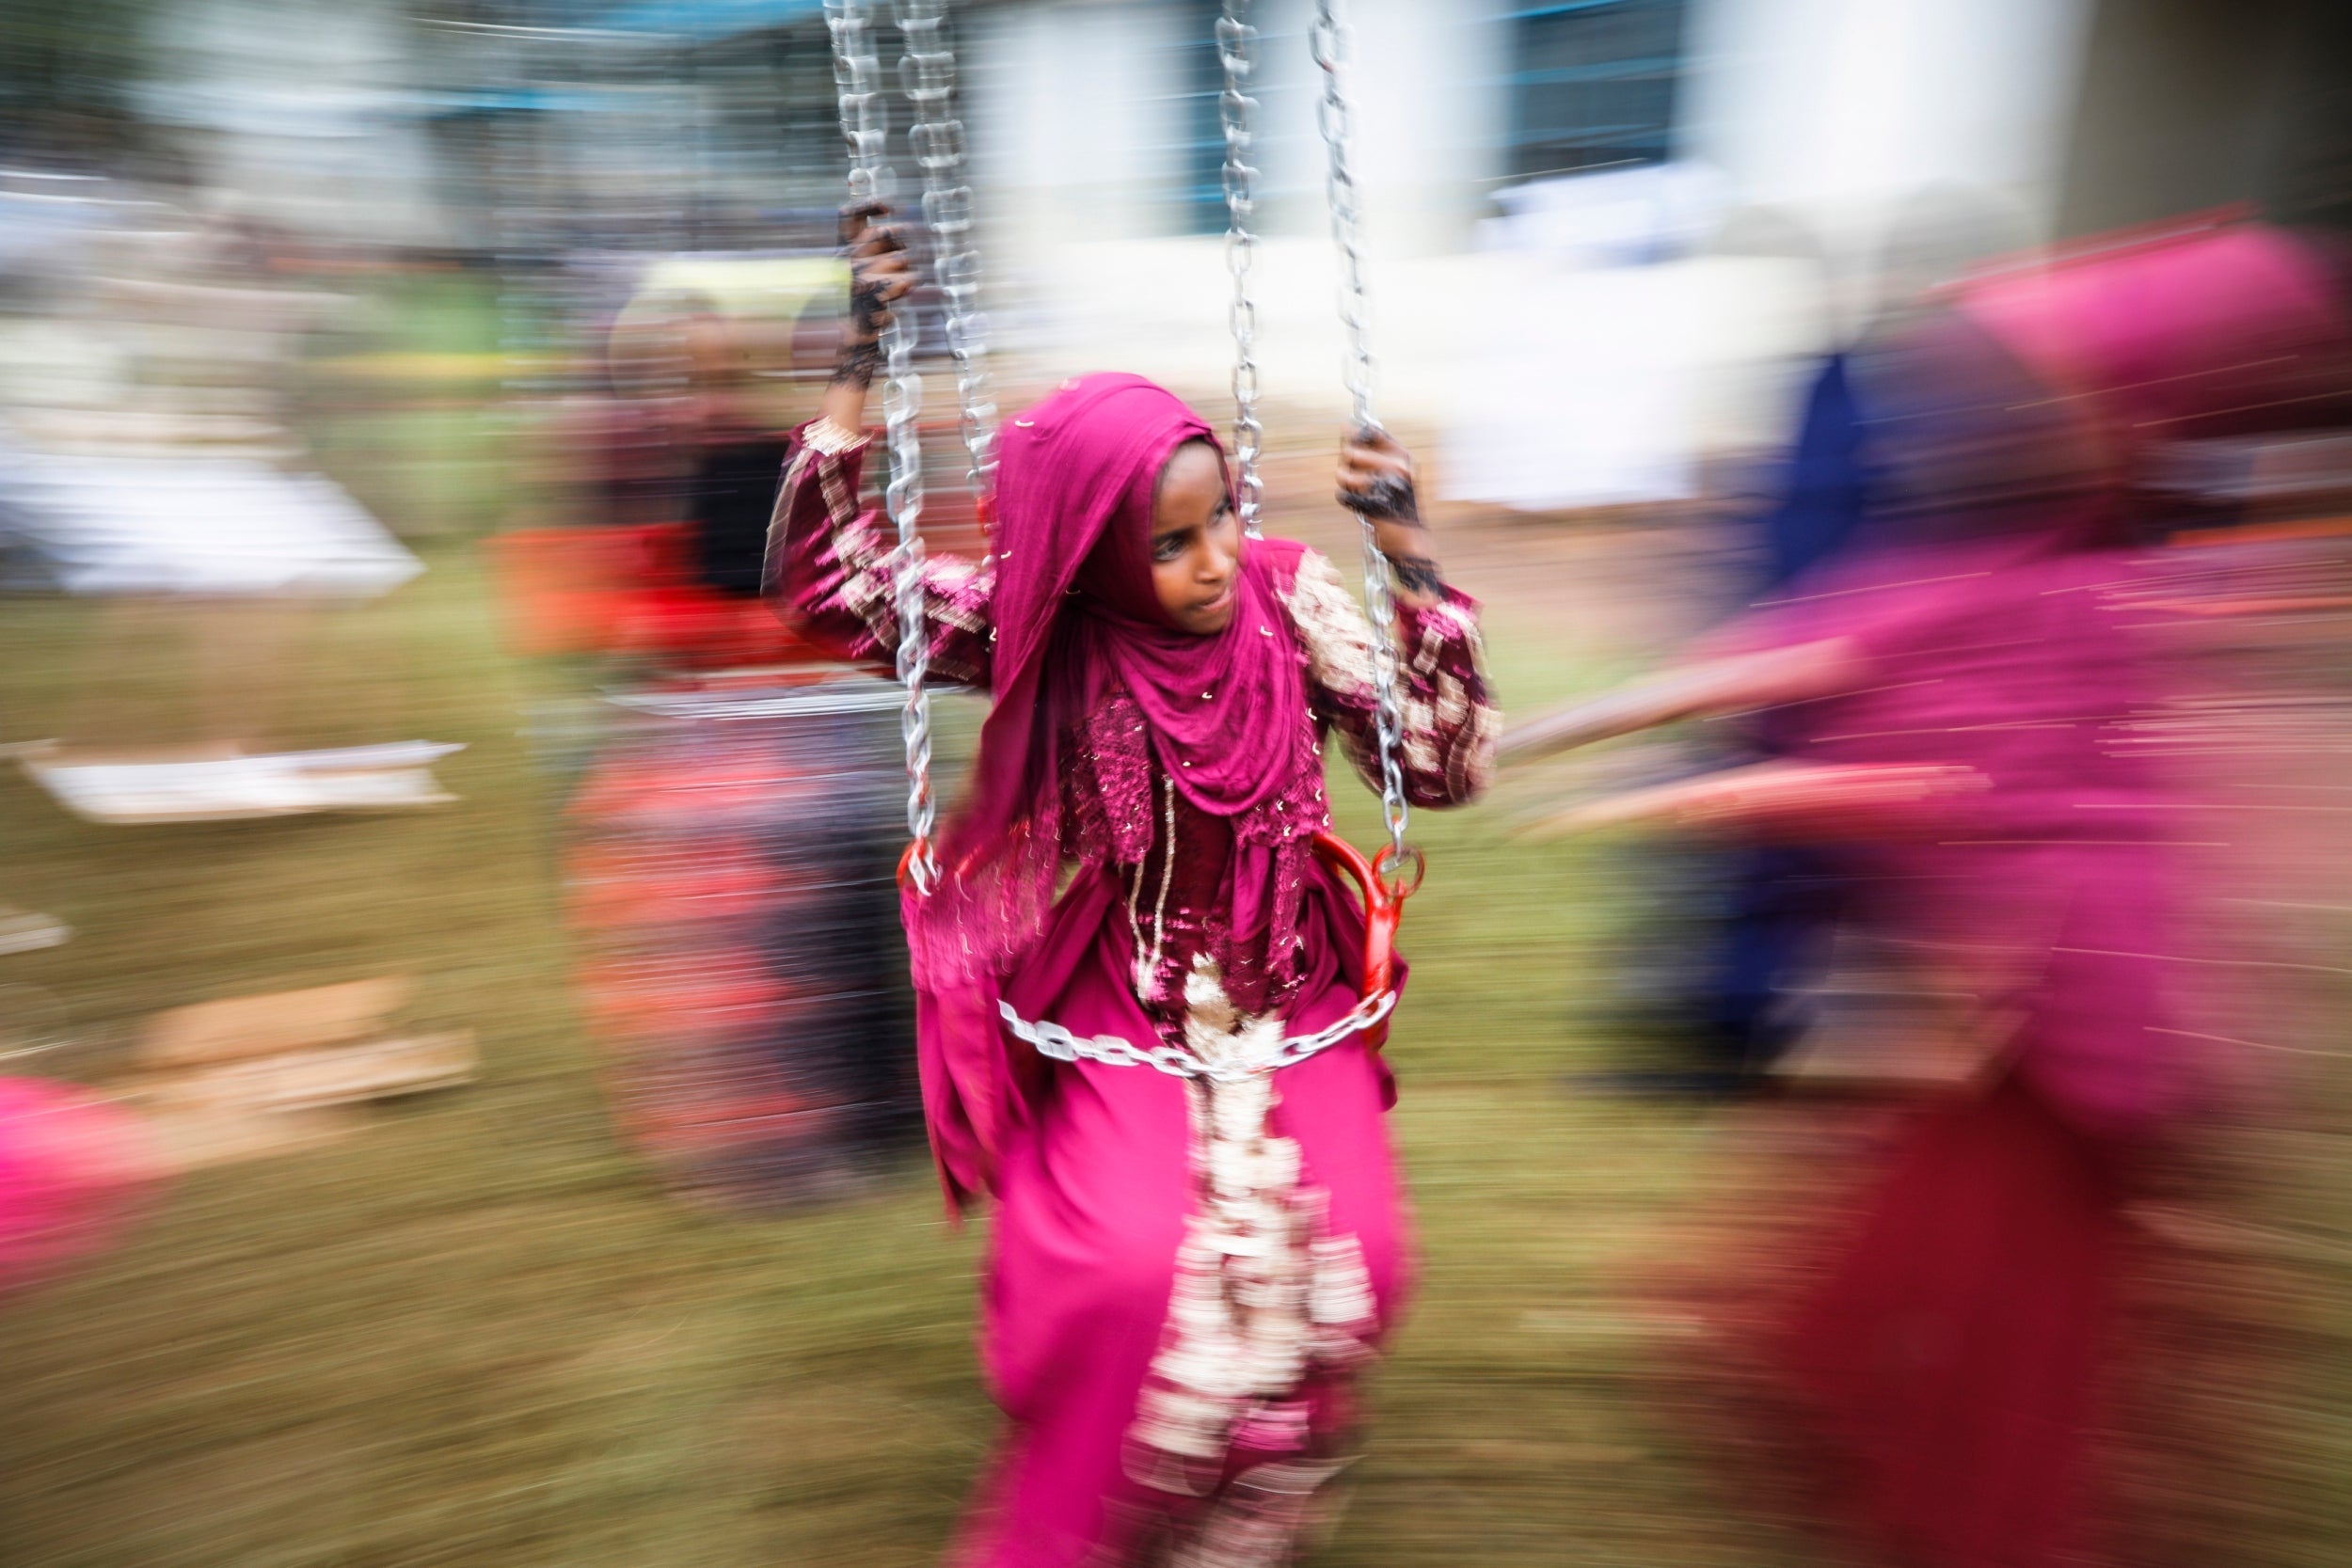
{"left": 1692, "top": 845, "right": 1843, "bottom": 1075}
{"left": 1684, "top": 354, "right": 1872, "bottom": 1081}
{"left": 1759, "top": 352, "right": 1872, "bottom": 590}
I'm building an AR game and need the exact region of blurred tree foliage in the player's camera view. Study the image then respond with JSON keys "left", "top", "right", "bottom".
{"left": 0, "top": 0, "right": 167, "bottom": 160}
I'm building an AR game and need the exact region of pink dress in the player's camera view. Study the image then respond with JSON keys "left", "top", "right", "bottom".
{"left": 768, "top": 415, "right": 1496, "bottom": 1564}
{"left": 1739, "top": 518, "right": 2201, "bottom": 1568}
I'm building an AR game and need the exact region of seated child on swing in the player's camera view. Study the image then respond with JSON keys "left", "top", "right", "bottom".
{"left": 763, "top": 204, "right": 1497, "bottom": 1565}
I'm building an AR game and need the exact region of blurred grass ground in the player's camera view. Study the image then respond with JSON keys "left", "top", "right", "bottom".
{"left": 0, "top": 284, "right": 2347, "bottom": 1565}
{"left": 0, "top": 467, "right": 1803, "bottom": 1567}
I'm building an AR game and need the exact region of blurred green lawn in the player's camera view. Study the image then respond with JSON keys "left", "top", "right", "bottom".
{"left": 0, "top": 523, "right": 1807, "bottom": 1567}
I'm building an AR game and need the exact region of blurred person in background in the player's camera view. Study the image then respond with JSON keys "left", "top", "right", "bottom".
{"left": 599, "top": 253, "right": 850, "bottom": 572}
{"left": 680, "top": 306, "right": 798, "bottom": 602}
{"left": 1650, "top": 187, "right": 2037, "bottom": 1096}
{"left": 765, "top": 205, "right": 1494, "bottom": 1565}
{"left": 1506, "top": 216, "right": 2352, "bottom": 1567}
{"left": 545, "top": 253, "right": 927, "bottom": 1208}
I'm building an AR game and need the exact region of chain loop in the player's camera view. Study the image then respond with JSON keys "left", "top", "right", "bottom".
{"left": 828, "top": 0, "right": 937, "bottom": 892}
{"left": 1311, "top": 0, "right": 1411, "bottom": 870}
{"left": 1371, "top": 841, "right": 1423, "bottom": 899}
{"left": 828, "top": 1, "right": 892, "bottom": 209}
{"left": 1216, "top": 0, "right": 1265, "bottom": 539}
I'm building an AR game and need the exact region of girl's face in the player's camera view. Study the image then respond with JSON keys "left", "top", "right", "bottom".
{"left": 1150, "top": 440, "right": 1242, "bottom": 635}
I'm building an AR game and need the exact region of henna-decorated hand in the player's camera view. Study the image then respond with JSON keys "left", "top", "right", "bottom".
{"left": 1337, "top": 426, "right": 1447, "bottom": 602}
{"left": 834, "top": 200, "right": 914, "bottom": 388}
{"left": 1336, "top": 425, "right": 1419, "bottom": 524}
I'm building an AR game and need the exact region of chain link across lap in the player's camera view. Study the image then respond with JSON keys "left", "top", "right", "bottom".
{"left": 997, "top": 989, "right": 1397, "bottom": 1085}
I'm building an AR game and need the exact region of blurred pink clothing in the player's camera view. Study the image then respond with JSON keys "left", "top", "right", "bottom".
{"left": 1764, "top": 520, "right": 2198, "bottom": 1142}
{"left": 1962, "top": 222, "right": 2352, "bottom": 444}
{"left": 1734, "top": 221, "right": 2352, "bottom": 1567}
{"left": 1751, "top": 516, "right": 2196, "bottom": 1568}
{"left": 0, "top": 1078, "right": 156, "bottom": 1298}
{"left": 959, "top": 867, "right": 1410, "bottom": 1564}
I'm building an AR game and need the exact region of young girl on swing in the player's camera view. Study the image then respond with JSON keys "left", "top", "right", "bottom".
{"left": 766, "top": 207, "right": 1495, "bottom": 1565}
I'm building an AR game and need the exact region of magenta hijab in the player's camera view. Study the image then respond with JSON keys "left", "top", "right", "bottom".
{"left": 1959, "top": 223, "right": 2352, "bottom": 439}
{"left": 913, "top": 373, "right": 1303, "bottom": 980}
{"left": 984, "top": 373, "right": 1295, "bottom": 815}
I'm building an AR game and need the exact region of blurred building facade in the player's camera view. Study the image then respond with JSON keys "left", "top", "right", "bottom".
{"left": 10, "top": 0, "right": 2347, "bottom": 253}
{"left": 5, "top": 0, "right": 2344, "bottom": 497}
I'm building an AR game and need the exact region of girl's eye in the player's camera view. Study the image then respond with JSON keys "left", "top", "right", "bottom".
{"left": 1152, "top": 533, "right": 1187, "bottom": 562}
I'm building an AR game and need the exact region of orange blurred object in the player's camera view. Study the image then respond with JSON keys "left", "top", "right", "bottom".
{"left": 485, "top": 524, "right": 820, "bottom": 669}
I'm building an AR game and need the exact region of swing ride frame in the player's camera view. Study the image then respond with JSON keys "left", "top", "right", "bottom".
{"left": 825, "top": 0, "right": 1422, "bottom": 1043}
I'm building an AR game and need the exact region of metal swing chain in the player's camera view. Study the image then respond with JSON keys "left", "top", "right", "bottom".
{"left": 1311, "top": 0, "right": 1415, "bottom": 884}
{"left": 827, "top": 0, "right": 938, "bottom": 893}
{"left": 1216, "top": 0, "right": 1265, "bottom": 539}
{"left": 894, "top": 0, "right": 998, "bottom": 515}
{"left": 827, "top": 0, "right": 891, "bottom": 210}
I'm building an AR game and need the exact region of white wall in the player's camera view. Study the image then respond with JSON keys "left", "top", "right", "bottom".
{"left": 972, "top": 0, "right": 1511, "bottom": 263}
{"left": 969, "top": 2, "right": 1196, "bottom": 252}
{"left": 963, "top": 0, "right": 2107, "bottom": 506}
{"left": 1680, "top": 0, "right": 2096, "bottom": 248}
{"left": 1249, "top": 0, "right": 1513, "bottom": 251}
{"left": 976, "top": 0, "right": 2098, "bottom": 264}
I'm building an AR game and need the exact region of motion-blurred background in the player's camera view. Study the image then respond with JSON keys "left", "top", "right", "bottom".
{"left": 0, "top": 1, "right": 2348, "bottom": 1564}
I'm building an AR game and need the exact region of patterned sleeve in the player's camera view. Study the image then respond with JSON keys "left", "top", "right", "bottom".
{"left": 761, "top": 416, "right": 994, "bottom": 689}
{"left": 1282, "top": 547, "right": 1497, "bottom": 807}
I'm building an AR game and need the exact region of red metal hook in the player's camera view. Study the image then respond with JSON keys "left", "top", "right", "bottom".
{"left": 1310, "top": 830, "right": 1413, "bottom": 1053}
{"left": 896, "top": 838, "right": 936, "bottom": 895}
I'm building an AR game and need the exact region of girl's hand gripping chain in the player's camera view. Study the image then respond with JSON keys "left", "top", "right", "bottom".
{"left": 818, "top": 200, "right": 917, "bottom": 433}
{"left": 1336, "top": 426, "right": 1446, "bottom": 609}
